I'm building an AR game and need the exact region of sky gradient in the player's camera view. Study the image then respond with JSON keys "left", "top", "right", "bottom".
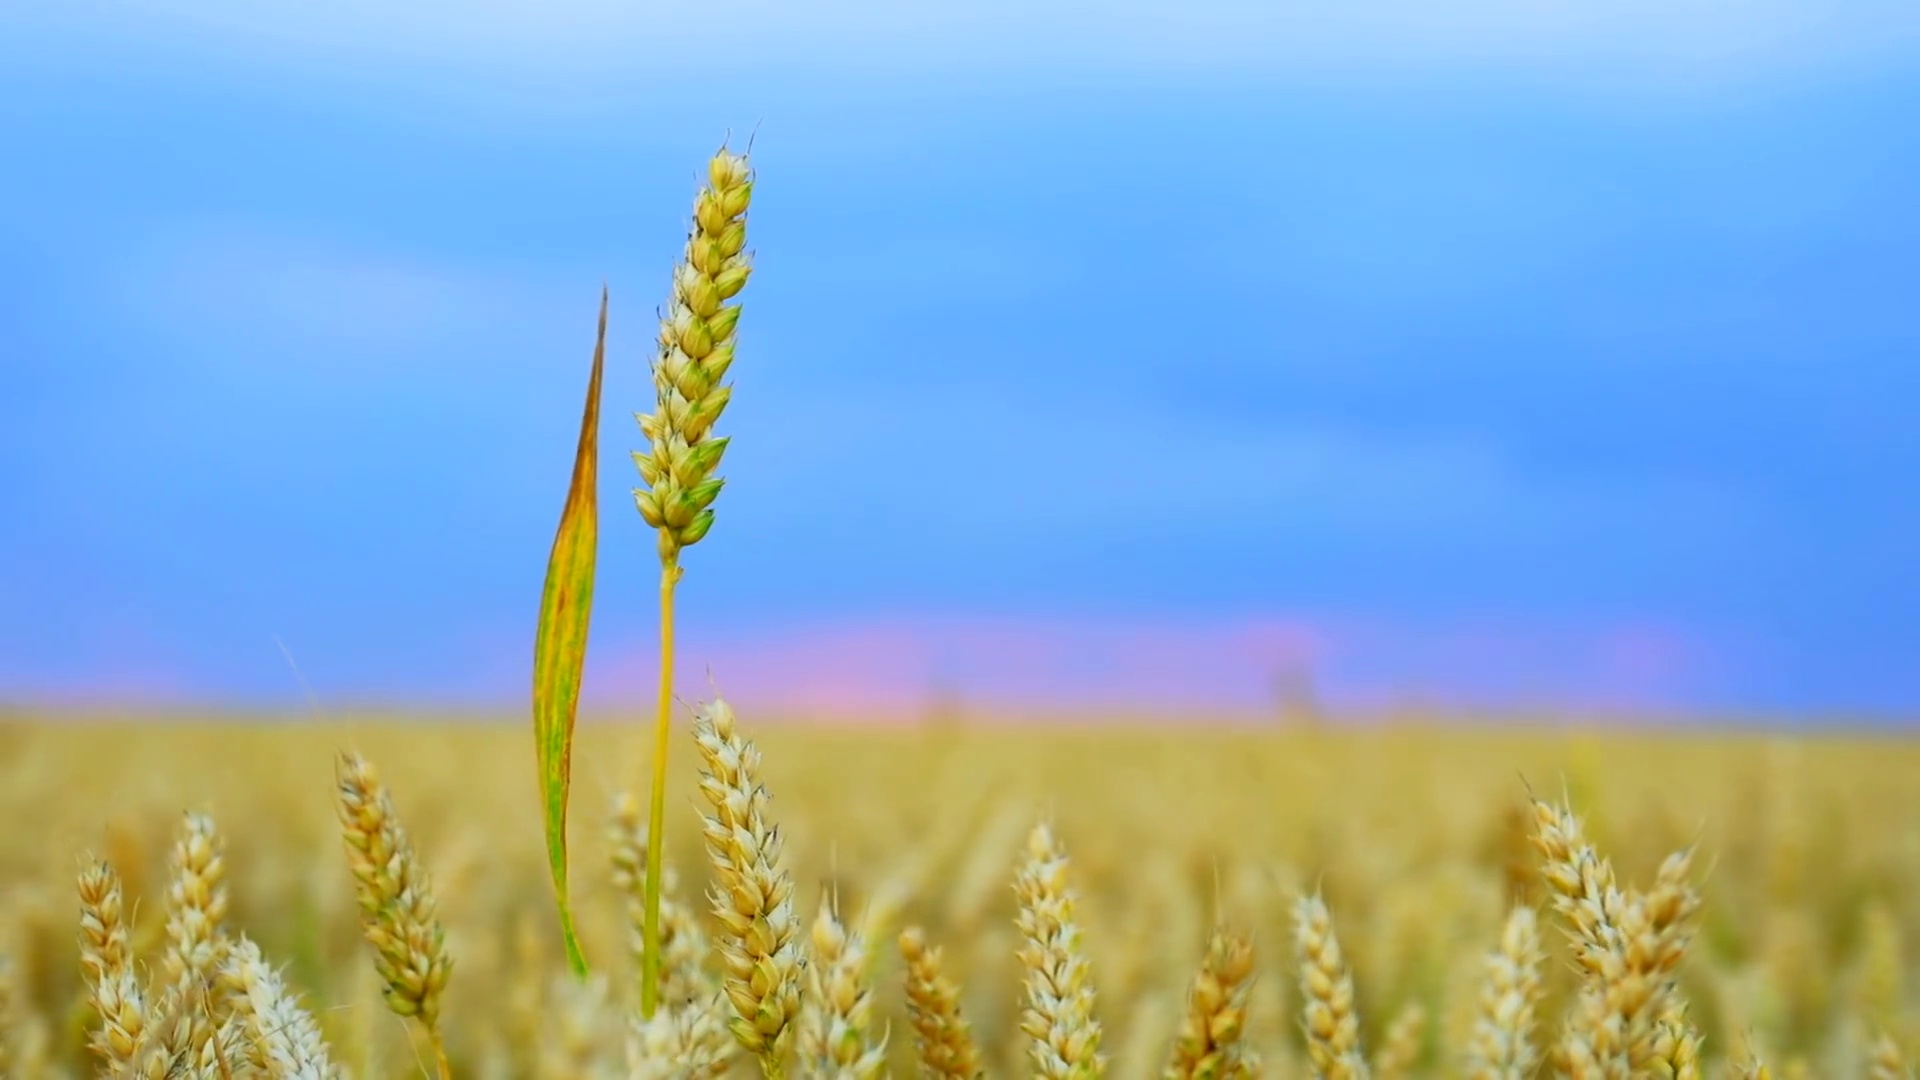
{"left": 2, "top": 0, "right": 1917, "bottom": 720}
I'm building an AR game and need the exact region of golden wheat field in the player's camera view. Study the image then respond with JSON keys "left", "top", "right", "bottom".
{"left": 1, "top": 714, "right": 1916, "bottom": 1080}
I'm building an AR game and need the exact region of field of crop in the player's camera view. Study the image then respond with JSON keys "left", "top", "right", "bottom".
{"left": 0, "top": 714, "right": 1915, "bottom": 1079}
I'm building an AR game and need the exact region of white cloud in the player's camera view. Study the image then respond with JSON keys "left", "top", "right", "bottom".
{"left": 9, "top": 0, "right": 1920, "bottom": 88}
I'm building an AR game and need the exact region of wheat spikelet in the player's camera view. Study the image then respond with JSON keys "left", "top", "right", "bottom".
{"left": 899, "top": 926, "right": 984, "bottom": 1080}
{"left": 609, "top": 791, "right": 711, "bottom": 1008}
{"left": 1371, "top": 1002, "right": 1424, "bottom": 1080}
{"left": 78, "top": 857, "right": 147, "bottom": 1069}
{"left": 797, "top": 891, "right": 886, "bottom": 1079}
{"left": 691, "top": 697, "right": 802, "bottom": 1076}
{"left": 1464, "top": 905, "right": 1543, "bottom": 1080}
{"left": 1162, "top": 927, "right": 1256, "bottom": 1080}
{"left": 1292, "top": 892, "right": 1368, "bottom": 1080}
{"left": 334, "top": 751, "right": 453, "bottom": 1077}
{"left": 1648, "top": 1001, "right": 1702, "bottom": 1080}
{"left": 1014, "top": 822, "right": 1105, "bottom": 1080}
{"left": 223, "top": 935, "right": 341, "bottom": 1080}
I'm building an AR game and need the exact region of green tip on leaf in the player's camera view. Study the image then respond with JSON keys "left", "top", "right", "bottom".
{"left": 531, "top": 286, "right": 607, "bottom": 978}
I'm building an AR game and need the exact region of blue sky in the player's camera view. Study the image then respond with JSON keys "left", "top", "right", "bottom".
{"left": 2, "top": 0, "right": 1916, "bottom": 718}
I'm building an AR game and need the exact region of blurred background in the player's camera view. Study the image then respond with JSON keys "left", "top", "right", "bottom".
{"left": 2, "top": 0, "right": 1916, "bottom": 726}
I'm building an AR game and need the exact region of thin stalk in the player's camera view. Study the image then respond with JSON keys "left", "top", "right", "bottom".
{"left": 429, "top": 1029, "right": 453, "bottom": 1080}
{"left": 642, "top": 557, "right": 682, "bottom": 1017}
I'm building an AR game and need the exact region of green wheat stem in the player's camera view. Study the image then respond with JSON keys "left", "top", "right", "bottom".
{"left": 642, "top": 557, "right": 681, "bottom": 1018}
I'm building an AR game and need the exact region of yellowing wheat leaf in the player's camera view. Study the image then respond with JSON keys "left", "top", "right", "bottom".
{"left": 531, "top": 285, "right": 607, "bottom": 977}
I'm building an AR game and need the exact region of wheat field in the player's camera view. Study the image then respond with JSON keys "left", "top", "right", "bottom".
{"left": 0, "top": 714, "right": 1915, "bottom": 1079}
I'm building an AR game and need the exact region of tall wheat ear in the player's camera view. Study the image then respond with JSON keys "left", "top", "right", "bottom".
{"left": 1014, "top": 822, "right": 1105, "bottom": 1080}
{"left": 632, "top": 142, "right": 755, "bottom": 1020}
{"left": 691, "top": 696, "right": 802, "bottom": 1079}
{"left": 334, "top": 751, "right": 454, "bottom": 1080}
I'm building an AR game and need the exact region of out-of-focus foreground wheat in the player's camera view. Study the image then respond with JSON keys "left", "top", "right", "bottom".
{"left": 0, "top": 716, "right": 1915, "bottom": 1078}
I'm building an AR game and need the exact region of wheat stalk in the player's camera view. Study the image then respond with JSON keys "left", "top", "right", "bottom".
{"left": 334, "top": 751, "right": 454, "bottom": 1079}
{"left": 692, "top": 696, "right": 802, "bottom": 1077}
{"left": 633, "top": 142, "right": 755, "bottom": 1020}
{"left": 610, "top": 790, "right": 713, "bottom": 1010}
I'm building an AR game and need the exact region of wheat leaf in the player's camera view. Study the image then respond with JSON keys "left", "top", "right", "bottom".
{"left": 531, "top": 285, "right": 607, "bottom": 977}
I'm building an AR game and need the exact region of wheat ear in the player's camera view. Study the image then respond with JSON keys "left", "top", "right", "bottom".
{"left": 633, "top": 142, "right": 755, "bottom": 1019}
{"left": 1163, "top": 926, "right": 1257, "bottom": 1080}
{"left": 798, "top": 890, "right": 888, "bottom": 1079}
{"left": 1014, "top": 822, "right": 1105, "bottom": 1080}
{"left": 1293, "top": 892, "right": 1369, "bottom": 1080}
{"left": 1371, "top": 1002, "right": 1425, "bottom": 1080}
{"left": 1870, "top": 1032, "right": 1913, "bottom": 1080}
{"left": 899, "top": 926, "right": 984, "bottom": 1080}
{"left": 223, "top": 935, "right": 342, "bottom": 1079}
{"left": 628, "top": 994, "right": 736, "bottom": 1080}
{"left": 692, "top": 696, "right": 802, "bottom": 1077}
{"left": 78, "top": 857, "right": 146, "bottom": 1069}
{"left": 1464, "top": 905, "right": 1543, "bottom": 1080}
{"left": 334, "top": 751, "right": 454, "bottom": 1079}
